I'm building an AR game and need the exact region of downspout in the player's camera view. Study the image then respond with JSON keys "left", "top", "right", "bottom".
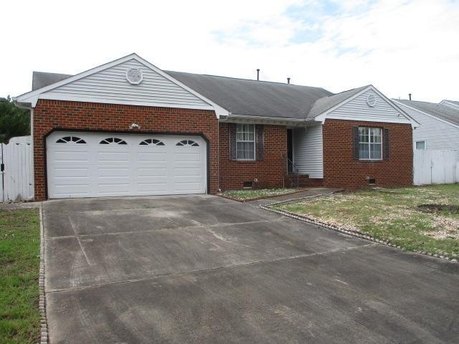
{"left": 1, "top": 144, "right": 4, "bottom": 202}
{"left": 30, "top": 108, "right": 35, "bottom": 200}
{"left": 217, "top": 113, "right": 231, "bottom": 192}
{"left": 217, "top": 113, "right": 220, "bottom": 193}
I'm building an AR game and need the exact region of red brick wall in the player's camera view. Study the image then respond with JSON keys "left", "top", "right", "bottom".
{"left": 284, "top": 175, "right": 324, "bottom": 188}
{"left": 322, "top": 119, "right": 413, "bottom": 188}
{"left": 219, "top": 123, "right": 287, "bottom": 190}
{"left": 33, "top": 100, "right": 219, "bottom": 200}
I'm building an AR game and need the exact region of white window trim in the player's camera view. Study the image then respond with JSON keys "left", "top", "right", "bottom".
{"left": 236, "top": 124, "right": 256, "bottom": 161}
{"left": 359, "top": 127, "right": 383, "bottom": 161}
{"left": 415, "top": 140, "right": 427, "bottom": 150}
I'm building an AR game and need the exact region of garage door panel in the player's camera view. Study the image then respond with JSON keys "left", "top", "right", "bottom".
{"left": 136, "top": 169, "right": 168, "bottom": 177}
{"left": 52, "top": 153, "right": 89, "bottom": 163}
{"left": 97, "top": 184, "right": 131, "bottom": 195}
{"left": 97, "top": 152, "right": 129, "bottom": 162}
{"left": 47, "top": 132, "right": 206, "bottom": 198}
{"left": 137, "top": 152, "right": 168, "bottom": 159}
{"left": 173, "top": 168, "right": 202, "bottom": 177}
{"left": 134, "top": 182, "right": 169, "bottom": 193}
{"left": 174, "top": 155, "right": 201, "bottom": 162}
{"left": 97, "top": 168, "right": 130, "bottom": 177}
{"left": 53, "top": 184, "right": 91, "bottom": 197}
{"left": 53, "top": 169, "right": 90, "bottom": 178}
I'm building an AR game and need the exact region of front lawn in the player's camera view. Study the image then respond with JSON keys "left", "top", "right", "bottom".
{"left": 275, "top": 184, "right": 459, "bottom": 259}
{"left": 0, "top": 208, "right": 41, "bottom": 344}
{"left": 222, "top": 188, "right": 298, "bottom": 201}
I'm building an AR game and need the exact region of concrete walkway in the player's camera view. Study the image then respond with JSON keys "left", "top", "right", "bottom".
{"left": 248, "top": 187, "right": 341, "bottom": 206}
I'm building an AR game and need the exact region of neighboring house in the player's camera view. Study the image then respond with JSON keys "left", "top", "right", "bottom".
{"left": 15, "top": 53, "right": 416, "bottom": 200}
{"left": 440, "top": 99, "right": 459, "bottom": 110}
{"left": 393, "top": 99, "right": 459, "bottom": 155}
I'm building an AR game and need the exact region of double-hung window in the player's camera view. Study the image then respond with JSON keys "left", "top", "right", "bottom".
{"left": 358, "top": 127, "right": 382, "bottom": 160}
{"left": 236, "top": 124, "right": 255, "bottom": 160}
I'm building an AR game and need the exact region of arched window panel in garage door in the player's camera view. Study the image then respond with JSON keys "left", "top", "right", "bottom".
{"left": 56, "top": 136, "right": 87, "bottom": 144}
{"left": 176, "top": 140, "right": 199, "bottom": 147}
{"left": 139, "top": 139, "right": 165, "bottom": 146}
{"left": 99, "top": 137, "right": 127, "bottom": 145}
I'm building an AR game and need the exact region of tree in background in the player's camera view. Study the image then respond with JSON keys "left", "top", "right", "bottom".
{"left": 0, "top": 96, "right": 30, "bottom": 143}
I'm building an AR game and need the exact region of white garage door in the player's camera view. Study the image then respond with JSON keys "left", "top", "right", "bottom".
{"left": 46, "top": 132, "right": 207, "bottom": 198}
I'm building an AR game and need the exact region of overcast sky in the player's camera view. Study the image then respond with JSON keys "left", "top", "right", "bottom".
{"left": 2, "top": 0, "right": 458, "bottom": 102}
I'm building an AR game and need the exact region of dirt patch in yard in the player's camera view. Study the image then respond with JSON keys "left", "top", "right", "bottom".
{"left": 417, "top": 204, "right": 459, "bottom": 240}
{"left": 417, "top": 204, "right": 459, "bottom": 214}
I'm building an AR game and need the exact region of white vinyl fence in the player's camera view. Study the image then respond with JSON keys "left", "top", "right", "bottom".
{"left": 413, "top": 149, "right": 459, "bottom": 185}
{"left": 0, "top": 136, "right": 34, "bottom": 202}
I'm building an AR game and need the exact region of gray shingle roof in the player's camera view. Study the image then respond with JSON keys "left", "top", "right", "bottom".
{"left": 441, "top": 99, "right": 459, "bottom": 110}
{"left": 166, "top": 71, "right": 332, "bottom": 120}
{"left": 307, "top": 85, "right": 369, "bottom": 119}
{"left": 397, "top": 99, "right": 459, "bottom": 126}
{"left": 32, "top": 71, "right": 72, "bottom": 91}
{"left": 33, "top": 70, "right": 378, "bottom": 121}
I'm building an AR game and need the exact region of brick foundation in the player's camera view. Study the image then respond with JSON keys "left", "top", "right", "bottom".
{"left": 322, "top": 119, "right": 413, "bottom": 188}
{"left": 284, "top": 175, "right": 324, "bottom": 188}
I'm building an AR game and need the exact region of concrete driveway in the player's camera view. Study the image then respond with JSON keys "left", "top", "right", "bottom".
{"left": 43, "top": 195, "right": 458, "bottom": 343}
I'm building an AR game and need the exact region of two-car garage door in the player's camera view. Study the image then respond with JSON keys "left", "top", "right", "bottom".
{"left": 46, "top": 132, "right": 207, "bottom": 199}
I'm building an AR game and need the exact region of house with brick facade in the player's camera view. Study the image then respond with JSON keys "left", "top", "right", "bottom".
{"left": 15, "top": 53, "right": 416, "bottom": 200}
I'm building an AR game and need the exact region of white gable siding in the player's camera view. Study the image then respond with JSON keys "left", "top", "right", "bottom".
{"left": 397, "top": 104, "right": 459, "bottom": 157}
{"left": 41, "top": 59, "right": 210, "bottom": 109}
{"left": 293, "top": 125, "right": 323, "bottom": 178}
{"left": 327, "top": 89, "right": 411, "bottom": 124}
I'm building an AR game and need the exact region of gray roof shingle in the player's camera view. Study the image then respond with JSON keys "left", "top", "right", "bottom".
{"left": 32, "top": 71, "right": 72, "bottom": 91}
{"left": 166, "top": 71, "right": 332, "bottom": 119}
{"left": 397, "top": 99, "right": 459, "bottom": 126}
{"left": 32, "top": 70, "right": 377, "bottom": 121}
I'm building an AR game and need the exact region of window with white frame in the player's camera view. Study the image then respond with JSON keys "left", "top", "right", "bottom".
{"left": 359, "top": 127, "right": 382, "bottom": 160}
{"left": 236, "top": 124, "right": 255, "bottom": 160}
{"left": 415, "top": 140, "right": 426, "bottom": 150}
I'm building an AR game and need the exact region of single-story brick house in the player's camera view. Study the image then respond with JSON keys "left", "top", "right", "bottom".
{"left": 15, "top": 53, "right": 416, "bottom": 200}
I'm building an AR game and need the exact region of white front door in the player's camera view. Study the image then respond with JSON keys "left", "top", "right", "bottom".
{"left": 46, "top": 132, "right": 207, "bottom": 198}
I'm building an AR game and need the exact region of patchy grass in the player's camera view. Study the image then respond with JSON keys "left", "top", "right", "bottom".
{"left": 0, "top": 208, "right": 41, "bottom": 344}
{"left": 222, "top": 188, "right": 298, "bottom": 201}
{"left": 275, "top": 184, "right": 459, "bottom": 258}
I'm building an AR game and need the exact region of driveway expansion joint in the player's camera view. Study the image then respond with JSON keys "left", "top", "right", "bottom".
{"left": 44, "top": 217, "right": 287, "bottom": 240}
{"left": 45, "top": 243, "right": 376, "bottom": 294}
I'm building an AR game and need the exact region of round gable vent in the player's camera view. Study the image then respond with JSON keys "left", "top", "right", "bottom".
{"left": 126, "top": 68, "right": 143, "bottom": 85}
{"left": 366, "top": 93, "right": 377, "bottom": 107}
